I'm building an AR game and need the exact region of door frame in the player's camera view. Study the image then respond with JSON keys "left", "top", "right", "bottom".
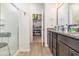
{"left": 31, "top": 11, "right": 44, "bottom": 47}
{"left": 41, "top": 11, "right": 44, "bottom": 46}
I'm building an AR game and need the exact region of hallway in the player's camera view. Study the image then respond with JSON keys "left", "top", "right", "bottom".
{"left": 17, "top": 36, "right": 52, "bottom": 56}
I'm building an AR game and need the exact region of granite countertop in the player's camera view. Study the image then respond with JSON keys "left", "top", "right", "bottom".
{"left": 47, "top": 28, "right": 79, "bottom": 40}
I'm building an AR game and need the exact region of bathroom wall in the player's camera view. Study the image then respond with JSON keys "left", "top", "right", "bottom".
{"left": 58, "top": 3, "right": 69, "bottom": 26}
{"left": 14, "top": 3, "right": 30, "bottom": 51}
{"left": 44, "top": 3, "right": 57, "bottom": 47}
{"left": 14, "top": 3, "right": 44, "bottom": 51}
{"left": 30, "top": 3, "right": 44, "bottom": 14}
{"left": 0, "top": 3, "right": 19, "bottom": 55}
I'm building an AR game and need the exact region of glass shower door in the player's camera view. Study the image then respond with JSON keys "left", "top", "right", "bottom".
{"left": 0, "top": 3, "right": 19, "bottom": 56}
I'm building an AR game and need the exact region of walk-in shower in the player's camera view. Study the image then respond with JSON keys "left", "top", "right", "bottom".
{"left": 0, "top": 3, "right": 19, "bottom": 56}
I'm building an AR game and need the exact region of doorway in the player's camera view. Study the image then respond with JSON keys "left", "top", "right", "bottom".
{"left": 32, "top": 14, "right": 42, "bottom": 44}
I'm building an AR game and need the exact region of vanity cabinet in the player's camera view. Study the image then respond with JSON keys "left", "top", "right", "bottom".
{"left": 47, "top": 29, "right": 58, "bottom": 56}
{"left": 58, "top": 41, "right": 70, "bottom": 56}
{"left": 47, "top": 28, "right": 79, "bottom": 56}
{"left": 58, "top": 34, "right": 79, "bottom": 56}
{"left": 69, "top": 49, "right": 79, "bottom": 56}
{"left": 58, "top": 41, "right": 79, "bottom": 56}
{"left": 47, "top": 31, "right": 53, "bottom": 53}
{"left": 52, "top": 32, "right": 58, "bottom": 56}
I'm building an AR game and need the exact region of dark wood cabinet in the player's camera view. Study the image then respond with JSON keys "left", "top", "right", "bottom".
{"left": 47, "top": 28, "right": 79, "bottom": 56}
{"left": 69, "top": 49, "right": 79, "bottom": 56}
{"left": 47, "top": 29, "right": 58, "bottom": 56}
{"left": 58, "top": 41, "right": 70, "bottom": 56}
{"left": 52, "top": 32, "right": 58, "bottom": 56}
{"left": 47, "top": 31, "right": 53, "bottom": 53}
{"left": 58, "top": 34, "right": 79, "bottom": 56}
{"left": 58, "top": 41, "right": 79, "bottom": 56}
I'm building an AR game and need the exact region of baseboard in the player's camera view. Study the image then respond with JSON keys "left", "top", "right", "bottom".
{"left": 14, "top": 49, "right": 30, "bottom": 56}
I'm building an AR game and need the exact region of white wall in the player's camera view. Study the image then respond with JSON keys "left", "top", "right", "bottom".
{"left": 14, "top": 3, "right": 31, "bottom": 51}
{"left": 44, "top": 3, "right": 57, "bottom": 47}
{"left": 30, "top": 3, "right": 44, "bottom": 14}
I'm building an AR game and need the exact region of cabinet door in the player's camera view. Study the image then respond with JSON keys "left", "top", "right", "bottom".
{"left": 58, "top": 41, "right": 70, "bottom": 56}
{"left": 53, "top": 48, "right": 56, "bottom": 56}
{"left": 47, "top": 31, "right": 50, "bottom": 46}
{"left": 52, "top": 32, "right": 57, "bottom": 56}
{"left": 49, "top": 32, "right": 53, "bottom": 52}
{"left": 52, "top": 33, "right": 56, "bottom": 49}
{"left": 69, "top": 49, "right": 79, "bottom": 56}
{"left": 47, "top": 31, "right": 53, "bottom": 52}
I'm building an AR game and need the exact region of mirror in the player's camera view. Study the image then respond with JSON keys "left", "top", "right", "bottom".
{"left": 69, "top": 3, "right": 79, "bottom": 24}
{"left": 58, "top": 4, "right": 69, "bottom": 26}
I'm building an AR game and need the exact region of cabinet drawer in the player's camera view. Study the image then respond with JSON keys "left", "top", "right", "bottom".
{"left": 58, "top": 41, "right": 70, "bottom": 56}
{"left": 58, "top": 35, "right": 79, "bottom": 52}
{"left": 70, "top": 49, "right": 79, "bottom": 56}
